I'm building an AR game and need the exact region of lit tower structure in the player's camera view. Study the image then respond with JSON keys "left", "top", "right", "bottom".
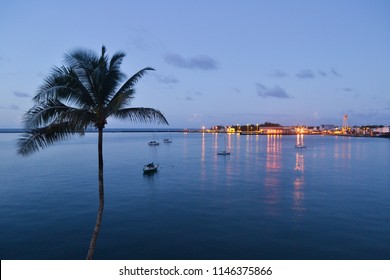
{"left": 342, "top": 114, "right": 348, "bottom": 134}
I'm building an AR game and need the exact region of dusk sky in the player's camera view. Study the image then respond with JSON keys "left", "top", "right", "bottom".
{"left": 1, "top": 0, "right": 389, "bottom": 128}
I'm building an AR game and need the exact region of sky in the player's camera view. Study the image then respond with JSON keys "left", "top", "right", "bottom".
{"left": 1, "top": 0, "right": 389, "bottom": 129}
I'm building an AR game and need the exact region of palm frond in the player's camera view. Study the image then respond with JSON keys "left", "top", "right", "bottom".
{"left": 109, "top": 51, "right": 126, "bottom": 73}
{"left": 23, "top": 99, "right": 93, "bottom": 129}
{"left": 64, "top": 47, "right": 99, "bottom": 70}
{"left": 106, "top": 67, "right": 154, "bottom": 113}
{"left": 64, "top": 47, "right": 101, "bottom": 100}
{"left": 17, "top": 122, "right": 85, "bottom": 156}
{"left": 105, "top": 88, "right": 135, "bottom": 116}
{"left": 34, "top": 66, "right": 96, "bottom": 108}
{"left": 101, "top": 51, "right": 127, "bottom": 103}
{"left": 117, "top": 67, "right": 155, "bottom": 94}
{"left": 112, "top": 107, "right": 169, "bottom": 125}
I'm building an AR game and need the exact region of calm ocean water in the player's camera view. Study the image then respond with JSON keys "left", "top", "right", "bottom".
{"left": 0, "top": 132, "right": 389, "bottom": 260}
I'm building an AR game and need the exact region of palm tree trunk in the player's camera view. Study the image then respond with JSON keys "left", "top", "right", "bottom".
{"left": 86, "top": 127, "right": 105, "bottom": 259}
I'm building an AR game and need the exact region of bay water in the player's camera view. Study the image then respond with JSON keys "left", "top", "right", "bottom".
{"left": 0, "top": 132, "right": 389, "bottom": 259}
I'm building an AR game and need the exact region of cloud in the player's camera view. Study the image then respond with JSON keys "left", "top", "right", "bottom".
{"left": 232, "top": 87, "right": 241, "bottom": 93}
{"left": 296, "top": 69, "right": 315, "bottom": 79}
{"left": 317, "top": 70, "right": 327, "bottom": 77}
{"left": 164, "top": 53, "right": 218, "bottom": 70}
{"left": 337, "top": 87, "right": 359, "bottom": 98}
{"left": 0, "top": 104, "right": 19, "bottom": 110}
{"left": 126, "top": 27, "right": 162, "bottom": 52}
{"left": 256, "top": 83, "right": 292, "bottom": 99}
{"left": 154, "top": 74, "right": 179, "bottom": 84}
{"left": 184, "top": 91, "right": 203, "bottom": 101}
{"left": 130, "top": 35, "right": 153, "bottom": 51}
{"left": 13, "top": 91, "right": 31, "bottom": 98}
{"left": 331, "top": 67, "right": 341, "bottom": 77}
{"left": 270, "top": 69, "right": 288, "bottom": 78}
{"left": 294, "top": 68, "right": 341, "bottom": 78}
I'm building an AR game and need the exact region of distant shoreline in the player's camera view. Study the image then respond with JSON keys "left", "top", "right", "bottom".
{"left": 0, "top": 128, "right": 200, "bottom": 133}
{"left": 1, "top": 128, "right": 389, "bottom": 138}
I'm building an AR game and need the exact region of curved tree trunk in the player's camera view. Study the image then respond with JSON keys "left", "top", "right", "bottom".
{"left": 86, "top": 127, "right": 105, "bottom": 259}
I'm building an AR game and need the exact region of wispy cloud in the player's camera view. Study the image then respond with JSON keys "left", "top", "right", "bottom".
{"left": 130, "top": 35, "right": 153, "bottom": 51}
{"left": 126, "top": 27, "right": 162, "bottom": 52}
{"left": 256, "top": 83, "right": 292, "bottom": 99}
{"left": 13, "top": 91, "right": 30, "bottom": 98}
{"left": 296, "top": 69, "right": 315, "bottom": 79}
{"left": 331, "top": 67, "right": 341, "bottom": 77}
{"left": 154, "top": 74, "right": 179, "bottom": 84}
{"left": 270, "top": 69, "right": 288, "bottom": 78}
{"left": 268, "top": 67, "right": 341, "bottom": 80}
{"left": 0, "top": 104, "right": 19, "bottom": 110}
{"left": 185, "top": 91, "right": 203, "bottom": 101}
{"left": 232, "top": 87, "right": 241, "bottom": 93}
{"left": 164, "top": 53, "right": 218, "bottom": 70}
{"left": 317, "top": 70, "right": 327, "bottom": 77}
{"left": 177, "top": 91, "right": 204, "bottom": 102}
{"left": 336, "top": 87, "right": 359, "bottom": 97}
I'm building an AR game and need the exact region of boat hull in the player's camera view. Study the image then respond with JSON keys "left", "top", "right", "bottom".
{"left": 143, "top": 163, "right": 159, "bottom": 173}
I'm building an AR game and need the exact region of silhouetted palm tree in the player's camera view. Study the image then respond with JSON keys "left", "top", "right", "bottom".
{"left": 17, "top": 46, "right": 168, "bottom": 259}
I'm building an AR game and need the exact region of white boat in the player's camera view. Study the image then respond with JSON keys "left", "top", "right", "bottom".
{"left": 218, "top": 134, "right": 231, "bottom": 155}
{"left": 143, "top": 162, "right": 158, "bottom": 173}
{"left": 163, "top": 138, "right": 172, "bottom": 143}
{"left": 148, "top": 140, "right": 159, "bottom": 146}
{"left": 295, "top": 143, "right": 307, "bottom": 149}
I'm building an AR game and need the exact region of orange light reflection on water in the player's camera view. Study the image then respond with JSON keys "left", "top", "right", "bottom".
{"left": 264, "top": 135, "right": 283, "bottom": 216}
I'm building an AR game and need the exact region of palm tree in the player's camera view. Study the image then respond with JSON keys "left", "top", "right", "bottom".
{"left": 17, "top": 46, "right": 168, "bottom": 259}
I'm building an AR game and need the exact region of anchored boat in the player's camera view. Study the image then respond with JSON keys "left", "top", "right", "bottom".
{"left": 143, "top": 162, "right": 158, "bottom": 173}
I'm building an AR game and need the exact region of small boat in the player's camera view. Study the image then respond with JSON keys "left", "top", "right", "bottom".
{"left": 218, "top": 134, "right": 231, "bottom": 155}
{"left": 163, "top": 138, "right": 172, "bottom": 143}
{"left": 143, "top": 162, "right": 158, "bottom": 173}
{"left": 148, "top": 140, "right": 159, "bottom": 146}
{"left": 295, "top": 144, "right": 307, "bottom": 149}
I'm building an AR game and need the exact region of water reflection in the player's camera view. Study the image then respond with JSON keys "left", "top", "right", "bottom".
{"left": 200, "top": 132, "right": 206, "bottom": 181}
{"left": 294, "top": 152, "right": 304, "bottom": 173}
{"left": 264, "top": 135, "right": 283, "bottom": 216}
{"left": 293, "top": 152, "right": 305, "bottom": 217}
{"left": 334, "top": 137, "right": 351, "bottom": 160}
{"left": 201, "top": 132, "right": 206, "bottom": 162}
{"left": 334, "top": 138, "right": 352, "bottom": 172}
{"left": 266, "top": 134, "right": 282, "bottom": 171}
{"left": 296, "top": 133, "right": 304, "bottom": 146}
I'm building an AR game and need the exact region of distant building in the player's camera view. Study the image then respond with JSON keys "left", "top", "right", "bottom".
{"left": 372, "top": 126, "right": 390, "bottom": 135}
{"left": 374, "top": 126, "right": 389, "bottom": 133}
{"left": 259, "top": 126, "right": 294, "bottom": 134}
{"left": 320, "top": 124, "right": 336, "bottom": 131}
{"left": 226, "top": 127, "right": 235, "bottom": 133}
